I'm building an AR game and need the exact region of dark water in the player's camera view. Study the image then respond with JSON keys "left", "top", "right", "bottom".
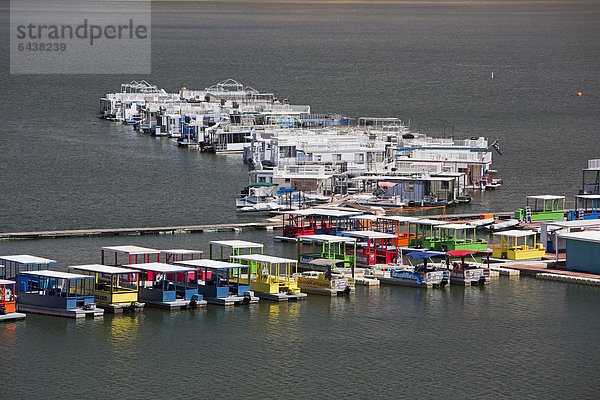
{"left": 1, "top": 1, "right": 600, "bottom": 398}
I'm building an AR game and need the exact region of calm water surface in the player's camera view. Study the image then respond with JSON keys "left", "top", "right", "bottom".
{"left": 1, "top": 1, "right": 599, "bottom": 398}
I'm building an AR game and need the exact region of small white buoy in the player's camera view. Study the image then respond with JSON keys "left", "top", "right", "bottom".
{"left": 491, "top": 72, "right": 494, "bottom": 79}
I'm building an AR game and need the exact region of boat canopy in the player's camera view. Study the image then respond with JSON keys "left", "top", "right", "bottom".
{"left": 378, "top": 181, "right": 397, "bottom": 188}
{"left": 298, "top": 234, "right": 357, "bottom": 244}
{"left": 406, "top": 251, "right": 446, "bottom": 259}
{"left": 101, "top": 245, "right": 160, "bottom": 255}
{"left": 175, "top": 259, "right": 246, "bottom": 270}
{"left": 231, "top": 254, "right": 297, "bottom": 264}
{"left": 69, "top": 264, "right": 141, "bottom": 274}
{"left": 209, "top": 240, "right": 264, "bottom": 249}
{"left": 446, "top": 250, "right": 489, "bottom": 257}
{"left": 341, "top": 230, "right": 397, "bottom": 240}
{"left": 308, "top": 258, "right": 348, "bottom": 267}
{"left": 276, "top": 187, "right": 296, "bottom": 194}
{"left": 492, "top": 230, "right": 537, "bottom": 238}
{"left": 123, "top": 262, "right": 196, "bottom": 273}
{"left": 377, "top": 216, "right": 419, "bottom": 222}
{"left": 249, "top": 182, "right": 277, "bottom": 187}
{"left": 160, "top": 249, "right": 203, "bottom": 256}
{"left": 0, "top": 255, "right": 56, "bottom": 264}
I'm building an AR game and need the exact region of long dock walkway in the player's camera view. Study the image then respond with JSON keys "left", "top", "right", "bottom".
{"left": 0, "top": 210, "right": 516, "bottom": 241}
{"left": 0, "top": 222, "right": 277, "bottom": 240}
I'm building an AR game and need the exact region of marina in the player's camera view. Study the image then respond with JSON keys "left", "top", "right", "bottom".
{"left": 2, "top": 0, "right": 600, "bottom": 397}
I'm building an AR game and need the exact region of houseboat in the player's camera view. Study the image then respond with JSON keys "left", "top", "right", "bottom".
{"left": 349, "top": 214, "right": 379, "bottom": 231}
{"left": 160, "top": 249, "right": 203, "bottom": 264}
{"left": 0, "top": 280, "right": 26, "bottom": 322}
{"left": 280, "top": 208, "right": 362, "bottom": 238}
{"left": 567, "top": 194, "right": 600, "bottom": 221}
{"left": 209, "top": 239, "right": 264, "bottom": 275}
{"left": 515, "top": 195, "right": 565, "bottom": 222}
{"left": 209, "top": 240, "right": 264, "bottom": 261}
{"left": 281, "top": 209, "right": 318, "bottom": 238}
{"left": 161, "top": 249, "right": 204, "bottom": 279}
{"left": 68, "top": 264, "right": 145, "bottom": 313}
{"left": 229, "top": 254, "right": 307, "bottom": 301}
{"left": 174, "top": 259, "right": 259, "bottom": 306}
{"left": 0, "top": 255, "right": 56, "bottom": 280}
{"left": 376, "top": 216, "right": 419, "bottom": 247}
{"left": 376, "top": 251, "right": 449, "bottom": 288}
{"left": 341, "top": 230, "right": 399, "bottom": 267}
{"left": 491, "top": 230, "right": 546, "bottom": 260}
{"left": 123, "top": 263, "right": 205, "bottom": 310}
{"left": 296, "top": 234, "right": 357, "bottom": 273}
{"left": 101, "top": 245, "right": 161, "bottom": 266}
{"left": 432, "top": 223, "right": 488, "bottom": 252}
{"left": 16, "top": 270, "right": 103, "bottom": 318}
{"left": 296, "top": 259, "right": 354, "bottom": 296}
{"left": 410, "top": 219, "right": 448, "bottom": 249}
{"left": 444, "top": 250, "right": 491, "bottom": 285}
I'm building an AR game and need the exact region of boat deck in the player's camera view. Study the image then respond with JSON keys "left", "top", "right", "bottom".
{"left": 17, "top": 305, "right": 104, "bottom": 318}
{"left": 204, "top": 295, "right": 259, "bottom": 306}
{"left": 97, "top": 303, "right": 145, "bottom": 314}
{"left": 143, "top": 299, "right": 207, "bottom": 310}
{"left": 256, "top": 292, "right": 307, "bottom": 301}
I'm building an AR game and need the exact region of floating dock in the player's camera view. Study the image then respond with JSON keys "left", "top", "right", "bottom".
{"left": 256, "top": 292, "right": 307, "bottom": 301}
{"left": 204, "top": 295, "right": 259, "bottom": 306}
{"left": 144, "top": 299, "right": 206, "bottom": 310}
{"left": 17, "top": 305, "right": 104, "bottom": 318}
{"left": 0, "top": 222, "right": 278, "bottom": 240}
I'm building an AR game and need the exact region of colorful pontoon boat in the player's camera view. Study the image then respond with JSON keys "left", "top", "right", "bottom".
{"left": 123, "top": 262, "right": 205, "bottom": 310}
{"left": 491, "top": 230, "right": 546, "bottom": 260}
{"left": 296, "top": 259, "right": 354, "bottom": 296}
{"left": 445, "top": 250, "right": 491, "bottom": 285}
{"left": 68, "top": 264, "right": 145, "bottom": 313}
{"left": 230, "top": 254, "right": 306, "bottom": 301}
{"left": 16, "top": 270, "right": 103, "bottom": 318}
{"left": 376, "top": 251, "right": 449, "bottom": 288}
{"left": 174, "top": 259, "right": 259, "bottom": 306}
{"left": 0, "top": 279, "right": 26, "bottom": 322}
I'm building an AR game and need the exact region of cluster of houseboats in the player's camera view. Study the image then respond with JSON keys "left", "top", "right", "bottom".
{"left": 99, "top": 79, "right": 503, "bottom": 212}
{"left": 5, "top": 166, "right": 599, "bottom": 322}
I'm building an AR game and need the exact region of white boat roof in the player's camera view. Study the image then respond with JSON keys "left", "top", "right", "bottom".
{"left": 101, "top": 245, "right": 160, "bottom": 255}
{"left": 19, "top": 270, "right": 91, "bottom": 279}
{"left": 69, "top": 264, "right": 141, "bottom": 275}
{"left": 160, "top": 249, "right": 203, "bottom": 255}
{"left": 282, "top": 208, "right": 362, "bottom": 217}
{"left": 415, "top": 219, "right": 448, "bottom": 226}
{"left": 349, "top": 215, "right": 378, "bottom": 221}
{"left": 298, "top": 234, "right": 357, "bottom": 244}
{"left": 377, "top": 216, "right": 419, "bottom": 223}
{"left": 575, "top": 194, "right": 600, "bottom": 199}
{"left": 558, "top": 230, "right": 600, "bottom": 244}
{"left": 122, "top": 262, "right": 196, "bottom": 273}
{"left": 230, "top": 254, "right": 297, "bottom": 264}
{"left": 436, "top": 223, "right": 475, "bottom": 230}
{"left": 0, "top": 255, "right": 57, "bottom": 264}
{"left": 0, "top": 279, "right": 16, "bottom": 285}
{"left": 209, "top": 240, "right": 264, "bottom": 249}
{"left": 175, "top": 259, "right": 246, "bottom": 270}
{"left": 493, "top": 229, "right": 538, "bottom": 238}
{"left": 341, "top": 230, "right": 397, "bottom": 239}
{"left": 546, "top": 220, "right": 600, "bottom": 228}
{"left": 527, "top": 195, "right": 565, "bottom": 200}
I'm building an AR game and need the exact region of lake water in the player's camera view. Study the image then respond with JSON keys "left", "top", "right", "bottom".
{"left": 1, "top": 1, "right": 599, "bottom": 398}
